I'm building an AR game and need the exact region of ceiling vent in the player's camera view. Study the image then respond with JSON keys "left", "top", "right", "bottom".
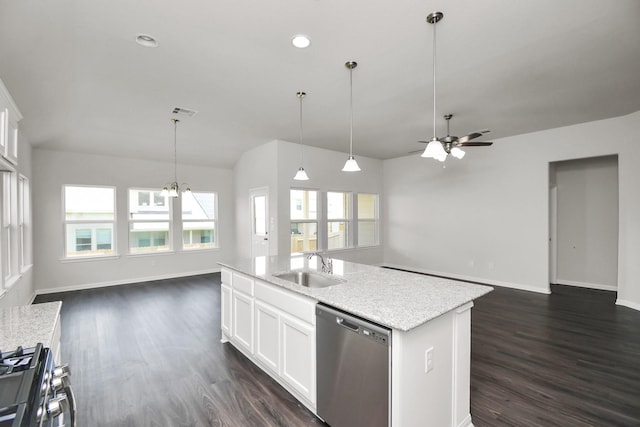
{"left": 172, "top": 107, "right": 198, "bottom": 117}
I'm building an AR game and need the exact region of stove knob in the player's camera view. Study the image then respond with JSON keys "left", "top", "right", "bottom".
{"left": 53, "top": 364, "right": 71, "bottom": 377}
{"left": 51, "top": 372, "right": 70, "bottom": 392}
{"left": 46, "top": 395, "right": 69, "bottom": 418}
{"left": 41, "top": 371, "right": 50, "bottom": 393}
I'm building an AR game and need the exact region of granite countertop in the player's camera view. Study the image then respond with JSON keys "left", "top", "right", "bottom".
{"left": 0, "top": 301, "right": 62, "bottom": 350}
{"left": 219, "top": 256, "right": 492, "bottom": 332}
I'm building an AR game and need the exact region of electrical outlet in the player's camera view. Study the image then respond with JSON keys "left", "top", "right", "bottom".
{"left": 425, "top": 347, "right": 434, "bottom": 373}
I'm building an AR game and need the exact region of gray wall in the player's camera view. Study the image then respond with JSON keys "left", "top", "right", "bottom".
{"left": 554, "top": 156, "right": 618, "bottom": 290}
{"left": 32, "top": 149, "right": 235, "bottom": 293}
{"left": 383, "top": 111, "right": 640, "bottom": 311}
{"left": 234, "top": 139, "right": 384, "bottom": 264}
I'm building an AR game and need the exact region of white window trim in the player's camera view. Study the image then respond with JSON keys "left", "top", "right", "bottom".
{"left": 62, "top": 184, "right": 117, "bottom": 260}
{"left": 290, "top": 187, "right": 320, "bottom": 254}
{"left": 326, "top": 190, "right": 353, "bottom": 252}
{"left": 356, "top": 192, "right": 380, "bottom": 248}
{"left": 182, "top": 190, "right": 219, "bottom": 251}
{"left": 128, "top": 187, "right": 173, "bottom": 254}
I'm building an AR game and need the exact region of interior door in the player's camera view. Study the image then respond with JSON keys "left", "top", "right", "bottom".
{"left": 251, "top": 188, "right": 269, "bottom": 258}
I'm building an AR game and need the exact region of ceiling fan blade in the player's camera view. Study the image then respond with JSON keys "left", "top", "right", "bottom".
{"left": 458, "top": 142, "right": 493, "bottom": 147}
{"left": 457, "top": 129, "right": 490, "bottom": 144}
{"left": 418, "top": 140, "right": 430, "bottom": 144}
{"left": 408, "top": 149, "right": 425, "bottom": 154}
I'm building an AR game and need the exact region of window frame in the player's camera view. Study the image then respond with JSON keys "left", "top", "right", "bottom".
{"left": 62, "top": 184, "right": 117, "bottom": 259}
{"left": 181, "top": 190, "right": 218, "bottom": 251}
{"left": 128, "top": 188, "right": 172, "bottom": 255}
{"left": 356, "top": 193, "right": 380, "bottom": 247}
{"left": 326, "top": 190, "right": 352, "bottom": 251}
{"left": 290, "top": 188, "right": 319, "bottom": 255}
{"left": 18, "top": 174, "right": 31, "bottom": 271}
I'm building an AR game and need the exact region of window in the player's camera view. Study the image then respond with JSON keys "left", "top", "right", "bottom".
{"left": 182, "top": 191, "right": 217, "bottom": 250}
{"left": 327, "top": 191, "right": 350, "bottom": 250}
{"left": 64, "top": 185, "right": 116, "bottom": 258}
{"left": 129, "top": 188, "right": 170, "bottom": 253}
{"left": 2, "top": 171, "right": 13, "bottom": 282}
{"left": 18, "top": 175, "right": 31, "bottom": 270}
{"left": 290, "top": 189, "right": 317, "bottom": 254}
{"left": 357, "top": 193, "right": 379, "bottom": 246}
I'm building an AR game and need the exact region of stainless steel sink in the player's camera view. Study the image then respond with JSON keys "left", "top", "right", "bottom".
{"left": 274, "top": 271, "right": 344, "bottom": 288}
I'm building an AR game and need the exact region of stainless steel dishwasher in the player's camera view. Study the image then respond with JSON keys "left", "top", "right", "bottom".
{"left": 316, "top": 303, "right": 391, "bottom": 427}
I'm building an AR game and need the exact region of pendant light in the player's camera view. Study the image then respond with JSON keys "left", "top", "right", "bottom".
{"left": 161, "top": 118, "right": 191, "bottom": 197}
{"left": 342, "top": 61, "right": 361, "bottom": 172}
{"left": 293, "top": 91, "right": 310, "bottom": 181}
{"left": 421, "top": 12, "right": 447, "bottom": 162}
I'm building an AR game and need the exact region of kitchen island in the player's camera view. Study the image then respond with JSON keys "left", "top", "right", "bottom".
{"left": 219, "top": 255, "right": 492, "bottom": 427}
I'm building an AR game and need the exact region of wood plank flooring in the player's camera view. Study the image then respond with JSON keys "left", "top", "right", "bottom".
{"left": 35, "top": 275, "right": 326, "bottom": 427}
{"left": 471, "top": 284, "right": 640, "bottom": 427}
{"left": 34, "top": 275, "right": 640, "bottom": 426}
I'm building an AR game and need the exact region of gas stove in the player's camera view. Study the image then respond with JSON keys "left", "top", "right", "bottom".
{"left": 0, "top": 343, "right": 75, "bottom": 427}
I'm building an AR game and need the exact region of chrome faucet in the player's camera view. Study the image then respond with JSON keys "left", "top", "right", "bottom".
{"left": 307, "top": 252, "right": 333, "bottom": 274}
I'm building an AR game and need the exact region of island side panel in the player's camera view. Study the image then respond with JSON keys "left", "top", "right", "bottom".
{"left": 452, "top": 302, "right": 474, "bottom": 427}
{"left": 391, "top": 308, "right": 458, "bottom": 427}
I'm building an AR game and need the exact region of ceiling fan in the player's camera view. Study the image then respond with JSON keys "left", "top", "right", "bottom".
{"left": 418, "top": 114, "right": 493, "bottom": 160}
{"left": 419, "top": 11, "right": 493, "bottom": 162}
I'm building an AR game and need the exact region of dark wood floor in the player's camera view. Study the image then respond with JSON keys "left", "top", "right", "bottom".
{"left": 35, "top": 275, "right": 640, "bottom": 426}
{"left": 35, "top": 275, "right": 326, "bottom": 427}
{"left": 471, "top": 284, "right": 640, "bottom": 427}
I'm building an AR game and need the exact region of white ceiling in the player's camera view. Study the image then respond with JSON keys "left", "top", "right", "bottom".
{"left": 1, "top": 0, "right": 639, "bottom": 169}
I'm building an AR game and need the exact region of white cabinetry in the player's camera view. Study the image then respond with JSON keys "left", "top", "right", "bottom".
{"left": 220, "top": 284, "right": 232, "bottom": 339}
{"left": 0, "top": 80, "right": 22, "bottom": 165}
{"left": 254, "top": 300, "right": 280, "bottom": 373}
{"left": 281, "top": 312, "right": 315, "bottom": 401}
{"left": 219, "top": 267, "right": 317, "bottom": 411}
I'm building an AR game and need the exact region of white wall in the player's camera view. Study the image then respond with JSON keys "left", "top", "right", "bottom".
{"left": 32, "top": 149, "right": 235, "bottom": 293}
{"left": 234, "top": 140, "right": 384, "bottom": 264}
{"left": 234, "top": 141, "right": 279, "bottom": 258}
{"left": 554, "top": 155, "right": 618, "bottom": 290}
{"left": 0, "top": 127, "right": 34, "bottom": 308}
{"left": 384, "top": 111, "right": 640, "bottom": 310}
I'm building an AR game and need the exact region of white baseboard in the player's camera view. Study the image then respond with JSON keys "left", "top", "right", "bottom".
{"left": 382, "top": 263, "right": 551, "bottom": 294}
{"left": 616, "top": 299, "right": 640, "bottom": 312}
{"left": 554, "top": 279, "right": 617, "bottom": 292}
{"left": 457, "top": 414, "right": 474, "bottom": 427}
{"left": 35, "top": 268, "right": 221, "bottom": 295}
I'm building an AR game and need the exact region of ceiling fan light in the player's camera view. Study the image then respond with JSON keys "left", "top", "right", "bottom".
{"left": 342, "top": 156, "right": 361, "bottom": 172}
{"left": 294, "top": 167, "right": 310, "bottom": 181}
{"left": 451, "top": 147, "right": 465, "bottom": 159}
{"left": 168, "top": 187, "right": 179, "bottom": 198}
{"left": 421, "top": 138, "right": 446, "bottom": 159}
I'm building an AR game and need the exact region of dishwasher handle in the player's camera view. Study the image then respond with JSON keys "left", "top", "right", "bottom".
{"left": 336, "top": 316, "right": 360, "bottom": 332}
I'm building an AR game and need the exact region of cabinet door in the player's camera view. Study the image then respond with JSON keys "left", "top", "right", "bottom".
{"left": 254, "top": 300, "right": 280, "bottom": 374}
{"left": 232, "top": 290, "right": 254, "bottom": 354}
{"left": 5, "top": 118, "right": 17, "bottom": 165}
{"left": 281, "top": 313, "right": 316, "bottom": 405}
{"left": 221, "top": 284, "right": 232, "bottom": 339}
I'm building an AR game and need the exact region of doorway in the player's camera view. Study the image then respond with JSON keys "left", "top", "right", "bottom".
{"left": 250, "top": 187, "right": 269, "bottom": 258}
{"left": 549, "top": 155, "right": 619, "bottom": 291}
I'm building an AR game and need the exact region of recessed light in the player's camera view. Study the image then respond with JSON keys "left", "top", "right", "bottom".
{"left": 136, "top": 34, "right": 158, "bottom": 48}
{"left": 291, "top": 34, "right": 311, "bottom": 49}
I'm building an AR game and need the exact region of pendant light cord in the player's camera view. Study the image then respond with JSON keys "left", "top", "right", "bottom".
{"left": 349, "top": 65, "right": 354, "bottom": 156}
{"left": 299, "top": 92, "right": 304, "bottom": 164}
{"left": 432, "top": 18, "right": 437, "bottom": 140}
{"left": 173, "top": 119, "right": 178, "bottom": 183}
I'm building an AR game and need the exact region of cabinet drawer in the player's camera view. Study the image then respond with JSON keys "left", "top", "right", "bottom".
{"left": 233, "top": 272, "right": 254, "bottom": 295}
{"left": 221, "top": 268, "right": 232, "bottom": 285}
{"left": 255, "top": 280, "right": 315, "bottom": 324}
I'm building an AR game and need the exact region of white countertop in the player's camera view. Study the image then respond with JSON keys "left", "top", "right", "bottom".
{"left": 0, "top": 301, "right": 62, "bottom": 350}
{"left": 219, "top": 256, "right": 492, "bottom": 331}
